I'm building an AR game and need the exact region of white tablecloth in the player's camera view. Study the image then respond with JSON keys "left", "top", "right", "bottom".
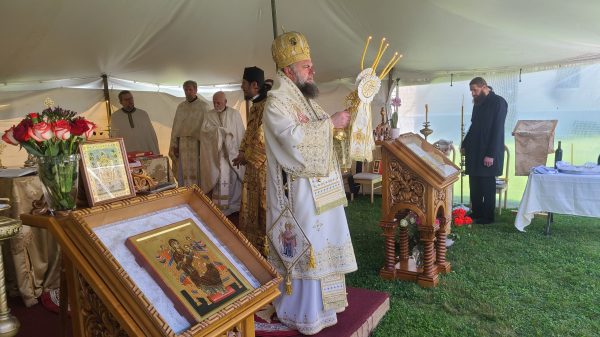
{"left": 515, "top": 172, "right": 600, "bottom": 231}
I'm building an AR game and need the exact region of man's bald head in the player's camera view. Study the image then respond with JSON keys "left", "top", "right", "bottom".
{"left": 212, "top": 91, "right": 227, "bottom": 112}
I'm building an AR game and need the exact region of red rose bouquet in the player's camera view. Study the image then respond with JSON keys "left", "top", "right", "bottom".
{"left": 452, "top": 207, "right": 473, "bottom": 227}
{"left": 3, "top": 107, "right": 96, "bottom": 156}
{"left": 2, "top": 107, "right": 97, "bottom": 212}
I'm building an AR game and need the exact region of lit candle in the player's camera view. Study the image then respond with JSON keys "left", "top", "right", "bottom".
{"left": 372, "top": 43, "right": 389, "bottom": 74}
{"left": 380, "top": 54, "right": 402, "bottom": 79}
{"left": 370, "top": 38, "right": 386, "bottom": 70}
{"left": 379, "top": 52, "right": 398, "bottom": 79}
{"left": 425, "top": 104, "right": 429, "bottom": 123}
{"left": 360, "top": 36, "right": 372, "bottom": 70}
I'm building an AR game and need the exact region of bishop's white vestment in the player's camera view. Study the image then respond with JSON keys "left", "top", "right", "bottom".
{"left": 263, "top": 71, "right": 357, "bottom": 335}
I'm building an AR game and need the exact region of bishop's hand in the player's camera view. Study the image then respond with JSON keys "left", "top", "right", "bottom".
{"left": 331, "top": 110, "right": 350, "bottom": 129}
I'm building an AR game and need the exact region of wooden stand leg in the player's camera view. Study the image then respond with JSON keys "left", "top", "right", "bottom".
{"left": 379, "top": 221, "right": 397, "bottom": 279}
{"left": 417, "top": 240, "right": 438, "bottom": 287}
{"left": 242, "top": 314, "right": 255, "bottom": 337}
{"left": 436, "top": 229, "right": 451, "bottom": 274}
{"left": 399, "top": 227, "right": 409, "bottom": 261}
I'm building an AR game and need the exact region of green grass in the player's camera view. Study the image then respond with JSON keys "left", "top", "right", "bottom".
{"left": 344, "top": 195, "right": 600, "bottom": 337}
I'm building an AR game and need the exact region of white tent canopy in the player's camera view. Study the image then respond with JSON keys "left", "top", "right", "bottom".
{"left": 2, "top": 0, "right": 600, "bottom": 170}
{"left": 2, "top": 0, "right": 600, "bottom": 87}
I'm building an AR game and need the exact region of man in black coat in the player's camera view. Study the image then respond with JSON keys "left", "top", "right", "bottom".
{"left": 461, "top": 77, "right": 508, "bottom": 224}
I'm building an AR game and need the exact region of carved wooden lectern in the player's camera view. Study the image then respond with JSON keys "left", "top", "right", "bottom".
{"left": 378, "top": 133, "right": 460, "bottom": 287}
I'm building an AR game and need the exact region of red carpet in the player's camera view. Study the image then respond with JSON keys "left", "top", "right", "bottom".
{"left": 256, "top": 287, "right": 390, "bottom": 337}
{"left": 8, "top": 294, "right": 72, "bottom": 337}
{"left": 9, "top": 287, "right": 388, "bottom": 337}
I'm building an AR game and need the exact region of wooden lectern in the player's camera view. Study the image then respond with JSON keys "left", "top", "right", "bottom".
{"left": 22, "top": 187, "right": 281, "bottom": 337}
{"left": 378, "top": 133, "right": 460, "bottom": 287}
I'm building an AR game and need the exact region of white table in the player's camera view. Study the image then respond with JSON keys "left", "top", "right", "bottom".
{"left": 515, "top": 172, "right": 600, "bottom": 233}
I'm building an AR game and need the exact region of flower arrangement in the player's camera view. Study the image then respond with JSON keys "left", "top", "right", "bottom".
{"left": 2, "top": 107, "right": 96, "bottom": 156}
{"left": 2, "top": 106, "right": 96, "bottom": 212}
{"left": 390, "top": 97, "right": 401, "bottom": 129}
{"left": 452, "top": 206, "right": 473, "bottom": 227}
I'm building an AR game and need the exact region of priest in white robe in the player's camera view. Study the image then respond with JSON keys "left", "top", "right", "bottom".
{"left": 263, "top": 31, "right": 357, "bottom": 335}
{"left": 169, "top": 80, "right": 209, "bottom": 187}
{"left": 110, "top": 90, "right": 160, "bottom": 154}
{"left": 199, "top": 91, "right": 245, "bottom": 215}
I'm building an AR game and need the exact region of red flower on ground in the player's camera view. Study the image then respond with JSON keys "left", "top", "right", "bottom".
{"left": 454, "top": 217, "right": 464, "bottom": 226}
{"left": 452, "top": 208, "right": 467, "bottom": 218}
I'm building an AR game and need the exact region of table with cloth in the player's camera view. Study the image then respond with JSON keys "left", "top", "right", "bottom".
{"left": 515, "top": 171, "right": 600, "bottom": 233}
{"left": 0, "top": 175, "right": 61, "bottom": 307}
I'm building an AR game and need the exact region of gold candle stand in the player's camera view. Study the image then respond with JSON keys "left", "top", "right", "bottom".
{"left": 0, "top": 200, "right": 21, "bottom": 337}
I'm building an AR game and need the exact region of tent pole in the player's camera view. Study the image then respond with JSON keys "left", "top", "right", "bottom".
{"left": 101, "top": 74, "right": 113, "bottom": 128}
{"left": 386, "top": 68, "right": 394, "bottom": 121}
{"left": 270, "top": 0, "right": 278, "bottom": 39}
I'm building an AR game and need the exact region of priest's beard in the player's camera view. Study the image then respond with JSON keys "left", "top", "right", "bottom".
{"left": 473, "top": 92, "right": 487, "bottom": 105}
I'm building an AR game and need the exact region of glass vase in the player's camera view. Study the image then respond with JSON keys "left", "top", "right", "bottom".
{"left": 37, "top": 154, "right": 80, "bottom": 213}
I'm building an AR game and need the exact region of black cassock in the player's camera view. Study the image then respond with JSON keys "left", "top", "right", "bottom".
{"left": 462, "top": 91, "right": 508, "bottom": 177}
{"left": 461, "top": 91, "right": 507, "bottom": 222}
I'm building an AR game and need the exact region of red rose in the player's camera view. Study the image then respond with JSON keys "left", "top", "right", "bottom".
{"left": 2, "top": 126, "right": 19, "bottom": 145}
{"left": 83, "top": 119, "right": 96, "bottom": 139}
{"left": 464, "top": 216, "right": 473, "bottom": 225}
{"left": 12, "top": 119, "right": 32, "bottom": 142}
{"left": 53, "top": 120, "right": 71, "bottom": 140}
{"left": 452, "top": 208, "right": 466, "bottom": 218}
{"left": 454, "top": 217, "right": 464, "bottom": 226}
{"left": 28, "top": 121, "right": 54, "bottom": 142}
{"left": 70, "top": 118, "right": 89, "bottom": 136}
{"left": 28, "top": 112, "right": 39, "bottom": 121}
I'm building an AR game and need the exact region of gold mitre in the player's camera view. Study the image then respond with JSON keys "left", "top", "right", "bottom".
{"left": 272, "top": 31, "right": 311, "bottom": 69}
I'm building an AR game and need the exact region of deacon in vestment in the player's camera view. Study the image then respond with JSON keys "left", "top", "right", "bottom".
{"left": 169, "top": 80, "right": 210, "bottom": 187}
{"left": 263, "top": 32, "right": 357, "bottom": 335}
{"left": 110, "top": 90, "right": 160, "bottom": 154}
{"left": 233, "top": 67, "right": 268, "bottom": 253}
{"left": 199, "top": 91, "right": 245, "bottom": 215}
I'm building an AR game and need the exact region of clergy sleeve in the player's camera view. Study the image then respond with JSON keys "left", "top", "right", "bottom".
{"left": 244, "top": 128, "right": 266, "bottom": 168}
{"left": 263, "top": 100, "right": 332, "bottom": 178}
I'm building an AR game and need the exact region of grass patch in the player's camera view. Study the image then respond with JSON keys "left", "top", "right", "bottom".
{"left": 344, "top": 195, "right": 600, "bottom": 337}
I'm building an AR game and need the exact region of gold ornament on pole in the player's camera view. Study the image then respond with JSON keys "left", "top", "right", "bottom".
{"left": 43, "top": 97, "right": 55, "bottom": 108}
{"left": 335, "top": 36, "right": 403, "bottom": 171}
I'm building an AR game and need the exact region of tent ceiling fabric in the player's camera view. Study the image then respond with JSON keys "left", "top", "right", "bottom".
{"left": 2, "top": 0, "right": 600, "bottom": 86}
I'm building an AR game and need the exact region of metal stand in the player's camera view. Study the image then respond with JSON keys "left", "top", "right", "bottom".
{"left": 419, "top": 121, "right": 433, "bottom": 141}
{"left": 545, "top": 212, "right": 554, "bottom": 236}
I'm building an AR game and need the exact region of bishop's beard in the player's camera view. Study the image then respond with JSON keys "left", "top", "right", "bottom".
{"left": 297, "top": 81, "right": 319, "bottom": 99}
